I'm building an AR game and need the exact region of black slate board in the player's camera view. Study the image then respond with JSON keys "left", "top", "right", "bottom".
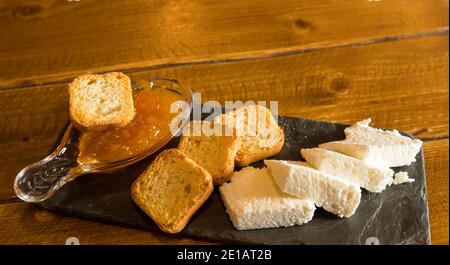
{"left": 39, "top": 116, "right": 431, "bottom": 245}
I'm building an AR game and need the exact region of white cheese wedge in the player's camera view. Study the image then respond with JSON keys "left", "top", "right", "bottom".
{"left": 219, "top": 166, "right": 315, "bottom": 230}
{"left": 320, "top": 119, "right": 422, "bottom": 168}
{"left": 264, "top": 160, "right": 361, "bottom": 218}
{"left": 301, "top": 148, "right": 394, "bottom": 193}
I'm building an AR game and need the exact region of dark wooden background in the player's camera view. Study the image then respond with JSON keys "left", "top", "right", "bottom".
{"left": 0, "top": 0, "right": 448, "bottom": 244}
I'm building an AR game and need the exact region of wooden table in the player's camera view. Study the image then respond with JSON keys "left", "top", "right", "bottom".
{"left": 0, "top": 0, "right": 448, "bottom": 245}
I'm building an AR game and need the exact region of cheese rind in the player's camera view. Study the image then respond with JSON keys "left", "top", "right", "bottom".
{"left": 320, "top": 119, "right": 422, "bottom": 168}
{"left": 219, "top": 167, "right": 315, "bottom": 230}
{"left": 301, "top": 148, "right": 394, "bottom": 193}
{"left": 264, "top": 160, "right": 361, "bottom": 218}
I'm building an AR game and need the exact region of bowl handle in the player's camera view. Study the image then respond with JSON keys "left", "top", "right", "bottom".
{"left": 14, "top": 124, "right": 84, "bottom": 203}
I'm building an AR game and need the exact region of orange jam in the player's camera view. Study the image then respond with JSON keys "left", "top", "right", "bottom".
{"left": 78, "top": 89, "right": 182, "bottom": 164}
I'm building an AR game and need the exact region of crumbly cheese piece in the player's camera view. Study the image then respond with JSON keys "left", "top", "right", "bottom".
{"left": 264, "top": 160, "right": 361, "bottom": 218}
{"left": 392, "top": 171, "right": 415, "bottom": 185}
{"left": 219, "top": 167, "right": 315, "bottom": 230}
{"left": 320, "top": 119, "right": 422, "bottom": 168}
{"left": 301, "top": 148, "right": 394, "bottom": 193}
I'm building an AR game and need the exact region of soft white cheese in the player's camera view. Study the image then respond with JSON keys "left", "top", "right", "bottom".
{"left": 219, "top": 167, "right": 315, "bottom": 230}
{"left": 320, "top": 119, "right": 422, "bottom": 168}
{"left": 301, "top": 148, "right": 394, "bottom": 193}
{"left": 264, "top": 160, "right": 361, "bottom": 218}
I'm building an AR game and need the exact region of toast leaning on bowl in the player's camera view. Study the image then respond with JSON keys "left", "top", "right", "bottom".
{"left": 68, "top": 72, "right": 135, "bottom": 132}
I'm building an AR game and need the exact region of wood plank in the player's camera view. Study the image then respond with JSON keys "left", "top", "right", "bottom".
{"left": 0, "top": 201, "right": 211, "bottom": 244}
{"left": 0, "top": 35, "right": 448, "bottom": 201}
{"left": 424, "top": 139, "right": 449, "bottom": 244}
{"left": 0, "top": 138, "right": 446, "bottom": 244}
{"left": 133, "top": 36, "right": 449, "bottom": 138}
{"left": 0, "top": 0, "right": 448, "bottom": 88}
{"left": 0, "top": 85, "right": 69, "bottom": 201}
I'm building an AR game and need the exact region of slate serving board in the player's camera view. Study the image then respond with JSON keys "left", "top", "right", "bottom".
{"left": 39, "top": 116, "right": 431, "bottom": 245}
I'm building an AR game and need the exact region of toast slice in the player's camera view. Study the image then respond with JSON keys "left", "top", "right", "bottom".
{"left": 214, "top": 104, "right": 285, "bottom": 166}
{"left": 220, "top": 166, "right": 315, "bottom": 230}
{"left": 68, "top": 72, "right": 135, "bottom": 132}
{"left": 131, "top": 149, "right": 213, "bottom": 233}
{"left": 178, "top": 120, "right": 242, "bottom": 185}
{"left": 301, "top": 148, "right": 394, "bottom": 193}
{"left": 264, "top": 160, "right": 361, "bottom": 217}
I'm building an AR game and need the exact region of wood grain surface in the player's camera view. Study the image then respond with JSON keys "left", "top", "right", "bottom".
{"left": 0, "top": 0, "right": 448, "bottom": 88}
{"left": 424, "top": 139, "right": 449, "bottom": 245}
{"left": 0, "top": 0, "right": 448, "bottom": 244}
{"left": 0, "top": 201, "right": 212, "bottom": 245}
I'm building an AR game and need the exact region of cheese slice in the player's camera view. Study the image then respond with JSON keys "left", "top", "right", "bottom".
{"left": 320, "top": 119, "right": 422, "bottom": 168}
{"left": 219, "top": 167, "right": 315, "bottom": 230}
{"left": 264, "top": 160, "right": 361, "bottom": 218}
{"left": 301, "top": 148, "right": 394, "bottom": 193}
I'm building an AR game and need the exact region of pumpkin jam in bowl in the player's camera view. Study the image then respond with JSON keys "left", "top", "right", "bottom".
{"left": 78, "top": 77, "right": 192, "bottom": 168}
{"left": 79, "top": 82, "right": 186, "bottom": 164}
{"left": 14, "top": 77, "right": 192, "bottom": 203}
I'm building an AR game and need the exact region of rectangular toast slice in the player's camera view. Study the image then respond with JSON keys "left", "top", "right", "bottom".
{"left": 214, "top": 104, "right": 284, "bottom": 166}
{"left": 131, "top": 149, "right": 213, "bottom": 233}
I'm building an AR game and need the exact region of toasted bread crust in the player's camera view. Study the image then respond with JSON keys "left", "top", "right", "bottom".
{"left": 131, "top": 149, "right": 213, "bottom": 233}
{"left": 178, "top": 121, "right": 242, "bottom": 185}
{"left": 214, "top": 105, "right": 285, "bottom": 167}
{"left": 68, "top": 72, "right": 135, "bottom": 132}
{"left": 235, "top": 127, "right": 285, "bottom": 167}
{"left": 218, "top": 135, "right": 242, "bottom": 184}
